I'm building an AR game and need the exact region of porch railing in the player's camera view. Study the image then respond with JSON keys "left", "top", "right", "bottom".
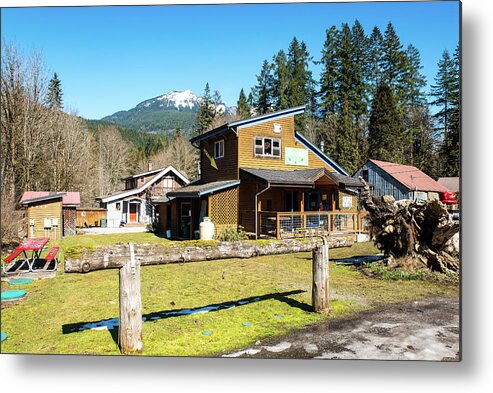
{"left": 258, "top": 211, "right": 369, "bottom": 239}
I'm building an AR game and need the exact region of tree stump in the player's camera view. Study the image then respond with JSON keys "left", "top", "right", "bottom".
{"left": 118, "top": 243, "right": 143, "bottom": 354}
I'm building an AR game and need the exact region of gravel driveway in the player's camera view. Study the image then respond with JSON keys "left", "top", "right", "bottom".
{"left": 223, "top": 297, "right": 460, "bottom": 361}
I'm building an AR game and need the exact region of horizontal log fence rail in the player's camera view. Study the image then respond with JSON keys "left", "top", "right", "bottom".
{"left": 258, "top": 211, "right": 369, "bottom": 239}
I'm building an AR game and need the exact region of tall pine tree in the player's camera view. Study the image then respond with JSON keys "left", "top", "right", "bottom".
{"left": 271, "top": 50, "right": 290, "bottom": 110}
{"left": 237, "top": 88, "right": 251, "bottom": 119}
{"left": 195, "top": 82, "right": 215, "bottom": 134}
{"left": 380, "top": 22, "right": 407, "bottom": 105}
{"left": 368, "top": 26, "right": 384, "bottom": 98}
{"left": 251, "top": 60, "right": 273, "bottom": 115}
{"left": 334, "top": 97, "right": 358, "bottom": 174}
{"left": 47, "top": 72, "right": 63, "bottom": 109}
{"left": 319, "top": 25, "right": 339, "bottom": 118}
{"left": 286, "top": 37, "right": 315, "bottom": 110}
{"left": 368, "top": 83, "right": 404, "bottom": 163}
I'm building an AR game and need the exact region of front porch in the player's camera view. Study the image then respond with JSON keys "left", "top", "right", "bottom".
{"left": 257, "top": 210, "right": 369, "bottom": 239}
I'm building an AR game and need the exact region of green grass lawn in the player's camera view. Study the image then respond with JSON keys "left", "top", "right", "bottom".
{"left": 0, "top": 236, "right": 458, "bottom": 356}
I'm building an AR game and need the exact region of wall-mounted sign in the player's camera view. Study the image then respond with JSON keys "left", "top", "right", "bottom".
{"left": 203, "top": 148, "right": 218, "bottom": 170}
{"left": 285, "top": 147, "right": 308, "bottom": 166}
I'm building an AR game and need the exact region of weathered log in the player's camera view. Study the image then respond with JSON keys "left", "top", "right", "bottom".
{"left": 118, "top": 243, "right": 143, "bottom": 354}
{"left": 64, "top": 237, "right": 354, "bottom": 273}
{"left": 358, "top": 177, "right": 460, "bottom": 273}
{"left": 312, "top": 241, "right": 329, "bottom": 313}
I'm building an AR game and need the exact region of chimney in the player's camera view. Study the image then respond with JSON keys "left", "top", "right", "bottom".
{"left": 148, "top": 161, "right": 152, "bottom": 171}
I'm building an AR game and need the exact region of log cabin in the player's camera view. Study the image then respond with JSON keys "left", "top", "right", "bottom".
{"left": 166, "top": 105, "right": 367, "bottom": 240}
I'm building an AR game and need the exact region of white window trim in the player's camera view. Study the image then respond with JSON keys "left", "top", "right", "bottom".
{"left": 214, "top": 139, "right": 225, "bottom": 159}
{"left": 254, "top": 136, "right": 282, "bottom": 159}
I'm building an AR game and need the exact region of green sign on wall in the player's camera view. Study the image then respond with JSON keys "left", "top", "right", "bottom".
{"left": 285, "top": 147, "right": 308, "bottom": 166}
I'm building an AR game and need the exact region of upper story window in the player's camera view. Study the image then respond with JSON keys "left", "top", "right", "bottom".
{"left": 254, "top": 137, "right": 281, "bottom": 158}
{"left": 214, "top": 139, "right": 224, "bottom": 159}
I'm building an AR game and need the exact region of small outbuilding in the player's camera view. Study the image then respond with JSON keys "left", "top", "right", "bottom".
{"left": 354, "top": 159, "right": 449, "bottom": 201}
{"left": 20, "top": 191, "right": 81, "bottom": 240}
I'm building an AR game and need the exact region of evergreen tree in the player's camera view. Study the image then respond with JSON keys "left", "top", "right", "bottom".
{"left": 440, "top": 45, "right": 460, "bottom": 176}
{"left": 380, "top": 22, "right": 406, "bottom": 103}
{"left": 286, "top": 37, "right": 315, "bottom": 110}
{"left": 271, "top": 50, "right": 290, "bottom": 110}
{"left": 368, "top": 26, "right": 384, "bottom": 97}
{"left": 402, "top": 44, "right": 427, "bottom": 108}
{"left": 350, "top": 20, "right": 369, "bottom": 119}
{"left": 252, "top": 60, "right": 273, "bottom": 115}
{"left": 368, "top": 83, "right": 405, "bottom": 163}
{"left": 195, "top": 82, "right": 215, "bottom": 134}
{"left": 47, "top": 72, "right": 63, "bottom": 109}
{"left": 319, "top": 25, "right": 339, "bottom": 118}
{"left": 237, "top": 88, "right": 251, "bottom": 119}
{"left": 335, "top": 24, "right": 354, "bottom": 108}
{"left": 334, "top": 98, "right": 358, "bottom": 174}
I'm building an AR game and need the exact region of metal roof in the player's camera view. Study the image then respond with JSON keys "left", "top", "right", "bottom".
{"left": 166, "top": 180, "right": 240, "bottom": 198}
{"left": 20, "top": 191, "right": 80, "bottom": 206}
{"left": 369, "top": 159, "right": 449, "bottom": 193}
{"left": 190, "top": 105, "right": 306, "bottom": 145}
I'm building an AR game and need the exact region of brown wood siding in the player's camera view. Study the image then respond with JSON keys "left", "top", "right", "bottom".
{"left": 170, "top": 201, "right": 179, "bottom": 238}
{"left": 200, "top": 131, "right": 238, "bottom": 182}
{"left": 76, "top": 208, "right": 107, "bottom": 227}
{"left": 238, "top": 178, "right": 258, "bottom": 233}
{"left": 238, "top": 116, "right": 335, "bottom": 171}
{"left": 27, "top": 200, "right": 63, "bottom": 241}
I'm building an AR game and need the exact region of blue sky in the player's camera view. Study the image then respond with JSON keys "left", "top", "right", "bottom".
{"left": 1, "top": 1, "right": 460, "bottom": 119}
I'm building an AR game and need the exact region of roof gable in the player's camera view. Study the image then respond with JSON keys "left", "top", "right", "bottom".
{"left": 190, "top": 105, "right": 306, "bottom": 145}
{"left": 99, "top": 165, "right": 190, "bottom": 203}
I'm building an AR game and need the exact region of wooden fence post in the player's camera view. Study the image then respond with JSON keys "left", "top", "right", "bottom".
{"left": 312, "top": 237, "right": 329, "bottom": 313}
{"left": 118, "top": 242, "right": 143, "bottom": 354}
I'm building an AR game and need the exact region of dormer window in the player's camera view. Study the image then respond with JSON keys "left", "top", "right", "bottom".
{"left": 214, "top": 139, "right": 224, "bottom": 159}
{"left": 254, "top": 137, "right": 281, "bottom": 158}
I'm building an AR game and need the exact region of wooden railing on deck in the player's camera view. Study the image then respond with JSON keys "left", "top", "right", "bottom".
{"left": 258, "top": 211, "right": 369, "bottom": 239}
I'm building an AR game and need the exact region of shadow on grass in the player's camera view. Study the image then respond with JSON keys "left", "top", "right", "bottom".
{"left": 331, "top": 254, "right": 385, "bottom": 266}
{"left": 62, "top": 290, "right": 309, "bottom": 345}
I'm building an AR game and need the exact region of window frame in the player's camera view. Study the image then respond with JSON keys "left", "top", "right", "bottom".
{"left": 214, "top": 139, "right": 225, "bottom": 159}
{"left": 254, "top": 136, "right": 282, "bottom": 159}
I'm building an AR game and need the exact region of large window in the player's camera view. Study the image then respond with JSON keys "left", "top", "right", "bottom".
{"left": 254, "top": 137, "right": 281, "bottom": 158}
{"left": 214, "top": 139, "right": 224, "bottom": 159}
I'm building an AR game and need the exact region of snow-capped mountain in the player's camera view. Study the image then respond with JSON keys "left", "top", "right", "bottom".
{"left": 101, "top": 90, "right": 231, "bottom": 134}
{"left": 138, "top": 90, "right": 201, "bottom": 112}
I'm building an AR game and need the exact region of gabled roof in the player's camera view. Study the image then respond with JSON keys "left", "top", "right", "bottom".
{"left": 20, "top": 191, "right": 80, "bottom": 206}
{"left": 123, "top": 167, "right": 167, "bottom": 180}
{"left": 437, "top": 177, "right": 459, "bottom": 193}
{"left": 368, "top": 159, "right": 449, "bottom": 193}
{"left": 240, "top": 168, "right": 364, "bottom": 189}
{"left": 190, "top": 105, "right": 306, "bottom": 146}
{"left": 98, "top": 165, "right": 190, "bottom": 203}
{"left": 166, "top": 180, "right": 240, "bottom": 198}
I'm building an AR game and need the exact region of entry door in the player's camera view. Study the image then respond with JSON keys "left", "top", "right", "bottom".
{"left": 129, "top": 204, "right": 138, "bottom": 222}
{"left": 304, "top": 191, "right": 321, "bottom": 211}
{"left": 180, "top": 202, "right": 192, "bottom": 239}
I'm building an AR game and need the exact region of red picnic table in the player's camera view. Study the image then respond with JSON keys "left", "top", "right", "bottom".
{"left": 2, "top": 238, "right": 55, "bottom": 274}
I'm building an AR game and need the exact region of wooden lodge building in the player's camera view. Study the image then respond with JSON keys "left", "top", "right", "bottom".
{"left": 166, "top": 106, "right": 367, "bottom": 240}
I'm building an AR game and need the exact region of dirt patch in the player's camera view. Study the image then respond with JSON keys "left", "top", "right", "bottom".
{"left": 223, "top": 297, "right": 460, "bottom": 361}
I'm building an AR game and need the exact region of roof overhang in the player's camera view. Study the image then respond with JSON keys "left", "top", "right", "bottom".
{"left": 21, "top": 194, "right": 65, "bottom": 206}
{"left": 167, "top": 180, "right": 240, "bottom": 198}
